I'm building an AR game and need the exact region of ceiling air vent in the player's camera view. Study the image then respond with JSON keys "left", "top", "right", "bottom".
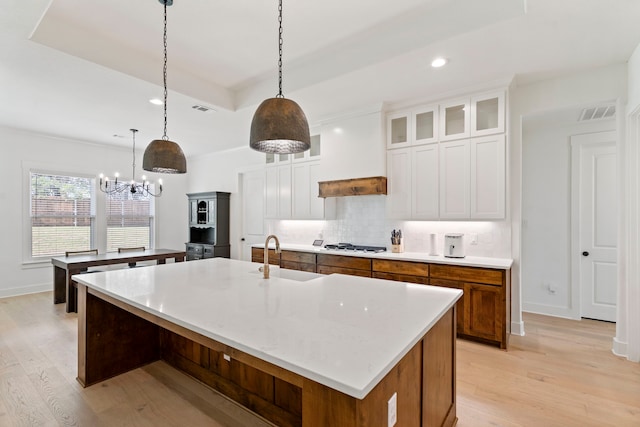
{"left": 578, "top": 105, "right": 615, "bottom": 122}
{"left": 191, "top": 104, "right": 215, "bottom": 113}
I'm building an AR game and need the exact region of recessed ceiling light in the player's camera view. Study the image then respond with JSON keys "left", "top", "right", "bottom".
{"left": 431, "top": 57, "right": 448, "bottom": 68}
{"left": 149, "top": 98, "right": 163, "bottom": 105}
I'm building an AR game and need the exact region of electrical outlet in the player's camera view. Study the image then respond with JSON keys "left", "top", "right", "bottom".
{"left": 388, "top": 392, "right": 397, "bottom": 427}
{"left": 223, "top": 353, "right": 231, "bottom": 362}
{"left": 469, "top": 233, "right": 478, "bottom": 245}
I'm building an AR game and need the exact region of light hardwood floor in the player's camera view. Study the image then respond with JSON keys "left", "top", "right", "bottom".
{"left": 1, "top": 292, "right": 638, "bottom": 426}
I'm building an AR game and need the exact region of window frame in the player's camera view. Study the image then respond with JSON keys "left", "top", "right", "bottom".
{"left": 22, "top": 165, "right": 157, "bottom": 265}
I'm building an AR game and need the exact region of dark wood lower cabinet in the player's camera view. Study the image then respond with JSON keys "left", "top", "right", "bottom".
{"left": 250, "top": 247, "right": 510, "bottom": 349}
{"left": 251, "top": 247, "right": 280, "bottom": 265}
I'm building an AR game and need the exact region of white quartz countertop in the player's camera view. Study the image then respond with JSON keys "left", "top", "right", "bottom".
{"left": 73, "top": 257, "right": 461, "bottom": 399}
{"left": 254, "top": 243, "right": 513, "bottom": 269}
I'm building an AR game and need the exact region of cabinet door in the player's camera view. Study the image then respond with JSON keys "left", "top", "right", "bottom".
{"left": 277, "top": 165, "right": 292, "bottom": 219}
{"left": 207, "top": 199, "right": 216, "bottom": 225}
{"left": 471, "top": 135, "right": 505, "bottom": 219}
{"left": 439, "top": 98, "right": 470, "bottom": 141}
{"left": 387, "top": 111, "right": 411, "bottom": 149}
{"left": 463, "top": 283, "right": 502, "bottom": 342}
{"left": 189, "top": 200, "right": 198, "bottom": 225}
{"left": 386, "top": 148, "right": 412, "bottom": 219}
{"left": 470, "top": 91, "right": 505, "bottom": 137}
{"left": 412, "top": 144, "right": 439, "bottom": 219}
{"left": 265, "top": 167, "right": 278, "bottom": 219}
{"left": 439, "top": 140, "right": 470, "bottom": 219}
{"left": 413, "top": 105, "right": 438, "bottom": 145}
{"left": 308, "top": 162, "right": 324, "bottom": 219}
{"left": 292, "top": 163, "right": 310, "bottom": 219}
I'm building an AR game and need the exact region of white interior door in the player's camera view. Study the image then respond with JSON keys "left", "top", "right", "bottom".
{"left": 572, "top": 131, "right": 617, "bottom": 321}
{"left": 240, "top": 170, "right": 265, "bottom": 262}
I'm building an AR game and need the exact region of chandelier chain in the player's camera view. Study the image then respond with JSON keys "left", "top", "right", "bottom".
{"left": 131, "top": 128, "right": 137, "bottom": 180}
{"left": 277, "top": 0, "right": 283, "bottom": 98}
{"left": 163, "top": 1, "right": 169, "bottom": 140}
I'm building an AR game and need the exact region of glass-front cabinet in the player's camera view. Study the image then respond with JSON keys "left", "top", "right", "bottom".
{"left": 293, "top": 133, "right": 321, "bottom": 162}
{"left": 439, "top": 98, "right": 471, "bottom": 142}
{"left": 471, "top": 91, "right": 505, "bottom": 137}
{"left": 386, "top": 104, "right": 438, "bottom": 149}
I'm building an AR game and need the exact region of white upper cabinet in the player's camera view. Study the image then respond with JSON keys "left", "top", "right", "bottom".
{"left": 439, "top": 98, "right": 471, "bottom": 142}
{"left": 439, "top": 140, "right": 471, "bottom": 219}
{"left": 470, "top": 91, "right": 505, "bottom": 137}
{"left": 413, "top": 105, "right": 439, "bottom": 145}
{"left": 386, "top": 104, "right": 438, "bottom": 149}
{"left": 470, "top": 134, "right": 505, "bottom": 218}
{"left": 292, "top": 161, "right": 324, "bottom": 219}
{"left": 387, "top": 111, "right": 411, "bottom": 149}
{"left": 412, "top": 144, "right": 439, "bottom": 220}
{"left": 265, "top": 164, "right": 291, "bottom": 219}
{"left": 265, "top": 152, "right": 292, "bottom": 166}
{"left": 386, "top": 148, "right": 412, "bottom": 218}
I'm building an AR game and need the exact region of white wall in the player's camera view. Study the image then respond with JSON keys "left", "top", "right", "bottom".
{"left": 521, "top": 117, "right": 615, "bottom": 317}
{"left": 511, "top": 63, "right": 627, "bottom": 336}
{"left": 0, "top": 125, "right": 187, "bottom": 297}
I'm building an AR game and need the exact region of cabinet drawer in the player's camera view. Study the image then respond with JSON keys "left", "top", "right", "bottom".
{"left": 186, "top": 244, "right": 203, "bottom": 254}
{"left": 281, "top": 260, "right": 316, "bottom": 273}
{"left": 317, "top": 265, "right": 372, "bottom": 278}
{"left": 372, "top": 271, "right": 428, "bottom": 285}
{"left": 281, "top": 250, "right": 316, "bottom": 264}
{"left": 430, "top": 264, "right": 503, "bottom": 286}
{"left": 251, "top": 247, "right": 281, "bottom": 265}
{"left": 317, "top": 254, "right": 371, "bottom": 271}
{"left": 372, "top": 259, "right": 428, "bottom": 276}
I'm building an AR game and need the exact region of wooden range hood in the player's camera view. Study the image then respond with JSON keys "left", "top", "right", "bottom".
{"left": 318, "top": 176, "right": 387, "bottom": 198}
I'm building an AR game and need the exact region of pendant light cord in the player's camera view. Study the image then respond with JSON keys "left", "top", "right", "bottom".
{"left": 163, "top": 1, "right": 169, "bottom": 140}
{"left": 277, "top": 0, "right": 283, "bottom": 98}
{"left": 131, "top": 129, "right": 138, "bottom": 180}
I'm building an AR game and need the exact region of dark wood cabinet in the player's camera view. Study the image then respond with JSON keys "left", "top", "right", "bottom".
{"left": 280, "top": 250, "right": 316, "bottom": 272}
{"left": 249, "top": 246, "right": 510, "bottom": 348}
{"left": 186, "top": 192, "right": 230, "bottom": 261}
{"left": 251, "top": 247, "right": 280, "bottom": 265}
{"left": 316, "top": 254, "right": 372, "bottom": 277}
{"left": 372, "top": 259, "right": 429, "bottom": 285}
{"left": 430, "top": 264, "right": 509, "bottom": 349}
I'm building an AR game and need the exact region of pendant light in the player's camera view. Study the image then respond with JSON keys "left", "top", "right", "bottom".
{"left": 250, "top": 0, "right": 310, "bottom": 154}
{"left": 143, "top": 0, "right": 187, "bottom": 174}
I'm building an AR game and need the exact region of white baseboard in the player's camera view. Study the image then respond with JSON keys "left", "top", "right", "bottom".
{"left": 612, "top": 337, "right": 628, "bottom": 358}
{"left": 0, "top": 283, "right": 50, "bottom": 299}
{"left": 522, "top": 302, "right": 578, "bottom": 320}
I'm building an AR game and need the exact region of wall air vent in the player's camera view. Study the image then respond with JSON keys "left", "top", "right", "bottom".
{"left": 578, "top": 105, "right": 615, "bottom": 122}
{"left": 191, "top": 104, "right": 216, "bottom": 113}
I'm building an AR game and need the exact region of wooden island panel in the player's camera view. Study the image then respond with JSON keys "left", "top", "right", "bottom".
{"left": 77, "top": 283, "right": 457, "bottom": 427}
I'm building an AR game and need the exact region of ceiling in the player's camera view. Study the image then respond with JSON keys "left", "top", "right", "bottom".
{"left": 1, "top": 0, "right": 639, "bottom": 157}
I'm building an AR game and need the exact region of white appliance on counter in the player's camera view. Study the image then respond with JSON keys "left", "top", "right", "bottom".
{"left": 444, "top": 233, "right": 465, "bottom": 258}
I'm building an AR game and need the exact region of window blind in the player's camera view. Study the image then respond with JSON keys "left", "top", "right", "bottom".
{"left": 30, "top": 172, "right": 94, "bottom": 258}
{"left": 106, "top": 186, "right": 154, "bottom": 252}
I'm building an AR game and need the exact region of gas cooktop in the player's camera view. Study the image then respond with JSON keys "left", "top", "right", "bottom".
{"left": 324, "top": 243, "right": 387, "bottom": 253}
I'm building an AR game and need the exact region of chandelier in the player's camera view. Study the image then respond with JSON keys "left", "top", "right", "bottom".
{"left": 99, "top": 129, "right": 163, "bottom": 197}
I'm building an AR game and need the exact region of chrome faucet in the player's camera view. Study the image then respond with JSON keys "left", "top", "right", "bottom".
{"left": 262, "top": 234, "right": 281, "bottom": 279}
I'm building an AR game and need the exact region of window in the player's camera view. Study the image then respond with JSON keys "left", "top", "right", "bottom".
{"left": 106, "top": 186, "right": 155, "bottom": 252}
{"left": 30, "top": 172, "right": 95, "bottom": 258}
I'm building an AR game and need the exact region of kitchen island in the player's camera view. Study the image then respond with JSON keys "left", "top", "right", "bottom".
{"left": 74, "top": 257, "right": 461, "bottom": 427}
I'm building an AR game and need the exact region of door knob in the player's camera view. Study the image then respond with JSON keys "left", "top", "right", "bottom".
{"left": 582, "top": 251, "right": 589, "bottom": 256}
{"left": 241, "top": 237, "right": 245, "bottom": 241}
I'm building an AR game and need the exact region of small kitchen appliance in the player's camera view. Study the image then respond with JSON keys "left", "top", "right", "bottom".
{"left": 444, "top": 233, "right": 465, "bottom": 258}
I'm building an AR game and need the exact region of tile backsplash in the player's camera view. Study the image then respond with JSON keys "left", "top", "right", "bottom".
{"left": 267, "top": 195, "right": 511, "bottom": 258}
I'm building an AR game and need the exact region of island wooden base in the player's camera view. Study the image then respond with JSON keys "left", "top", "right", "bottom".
{"left": 77, "top": 284, "right": 457, "bottom": 427}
